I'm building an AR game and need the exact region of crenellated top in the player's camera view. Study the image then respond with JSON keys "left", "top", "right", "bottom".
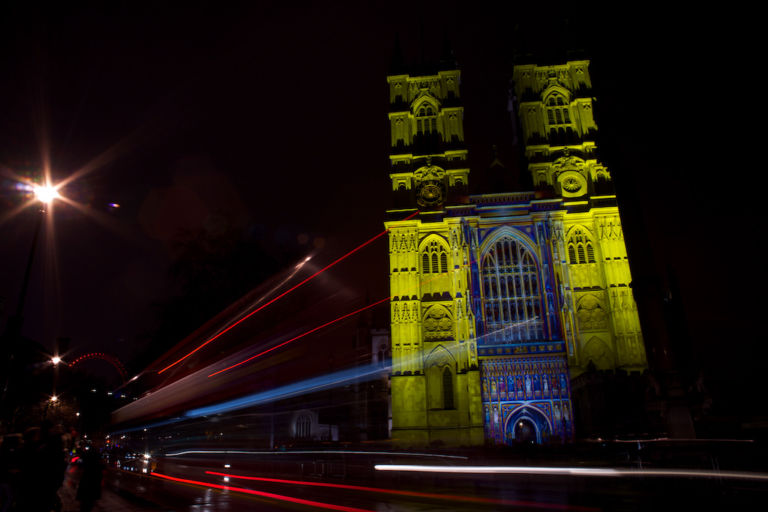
{"left": 387, "top": 69, "right": 461, "bottom": 107}
{"left": 512, "top": 61, "right": 591, "bottom": 103}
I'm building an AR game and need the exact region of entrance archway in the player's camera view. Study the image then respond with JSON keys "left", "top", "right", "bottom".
{"left": 504, "top": 406, "right": 551, "bottom": 444}
{"left": 513, "top": 418, "right": 537, "bottom": 443}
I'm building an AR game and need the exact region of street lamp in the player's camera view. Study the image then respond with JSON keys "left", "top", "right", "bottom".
{"left": 33, "top": 184, "right": 60, "bottom": 205}
{"left": 15, "top": 181, "right": 62, "bottom": 323}
{"left": 1, "top": 180, "right": 63, "bottom": 412}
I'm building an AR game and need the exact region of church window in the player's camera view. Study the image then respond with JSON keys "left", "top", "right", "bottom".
{"left": 442, "top": 367, "right": 454, "bottom": 409}
{"left": 545, "top": 94, "right": 570, "bottom": 127}
{"left": 415, "top": 102, "right": 438, "bottom": 135}
{"left": 567, "top": 227, "right": 597, "bottom": 265}
{"left": 421, "top": 239, "right": 449, "bottom": 274}
{"left": 481, "top": 235, "right": 544, "bottom": 343}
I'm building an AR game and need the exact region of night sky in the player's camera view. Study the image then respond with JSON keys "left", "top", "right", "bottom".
{"left": 0, "top": 2, "right": 758, "bottom": 410}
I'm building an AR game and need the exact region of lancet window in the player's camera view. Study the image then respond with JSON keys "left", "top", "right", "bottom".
{"left": 567, "top": 227, "right": 597, "bottom": 264}
{"left": 421, "top": 239, "right": 449, "bottom": 274}
{"left": 415, "top": 104, "right": 439, "bottom": 135}
{"left": 546, "top": 95, "right": 571, "bottom": 126}
{"left": 480, "top": 236, "right": 544, "bottom": 343}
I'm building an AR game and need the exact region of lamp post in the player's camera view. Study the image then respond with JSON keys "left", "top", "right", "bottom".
{"left": 9, "top": 184, "right": 59, "bottom": 332}
{"left": 1, "top": 183, "right": 61, "bottom": 417}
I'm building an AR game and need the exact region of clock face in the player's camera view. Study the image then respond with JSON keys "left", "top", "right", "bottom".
{"left": 562, "top": 176, "right": 582, "bottom": 192}
{"left": 417, "top": 180, "right": 445, "bottom": 208}
{"left": 558, "top": 171, "right": 586, "bottom": 197}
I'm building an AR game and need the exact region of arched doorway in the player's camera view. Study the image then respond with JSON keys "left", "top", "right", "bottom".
{"left": 514, "top": 418, "right": 537, "bottom": 443}
{"left": 504, "top": 406, "right": 551, "bottom": 445}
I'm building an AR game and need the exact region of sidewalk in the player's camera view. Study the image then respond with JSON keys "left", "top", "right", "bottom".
{"left": 59, "top": 467, "right": 164, "bottom": 512}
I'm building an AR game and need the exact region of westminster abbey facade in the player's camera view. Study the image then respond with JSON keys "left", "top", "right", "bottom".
{"left": 385, "top": 60, "right": 647, "bottom": 446}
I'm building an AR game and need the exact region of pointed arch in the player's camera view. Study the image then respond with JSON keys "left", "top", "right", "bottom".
{"left": 583, "top": 336, "right": 612, "bottom": 370}
{"left": 419, "top": 235, "right": 449, "bottom": 274}
{"left": 542, "top": 85, "right": 571, "bottom": 105}
{"left": 566, "top": 225, "right": 598, "bottom": 265}
{"left": 424, "top": 344, "right": 456, "bottom": 410}
{"left": 504, "top": 405, "right": 553, "bottom": 444}
{"left": 543, "top": 87, "right": 572, "bottom": 129}
{"left": 411, "top": 93, "right": 441, "bottom": 115}
{"left": 479, "top": 228, "right": 543, "bottom": 343}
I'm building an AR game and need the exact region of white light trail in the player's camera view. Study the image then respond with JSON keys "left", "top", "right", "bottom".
{"left": 374, "top": 465, "right": 768, "bottom": 481}
{"left": 163, "top": 449, "right": 466, "bottom": 460}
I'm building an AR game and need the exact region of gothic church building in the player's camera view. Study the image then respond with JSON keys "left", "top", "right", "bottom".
{"left": 385, "top": 60, "right": 647, "bottom": 446}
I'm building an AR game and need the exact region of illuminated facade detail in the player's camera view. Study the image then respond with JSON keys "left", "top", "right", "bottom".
{"left": 482, "top": 356, "right": 572, "bottom": 443}
{"left": 385, "top": 60, "right": 646, "bottom": 446}
{"left": 480, "top": 235, "right": 544, "bottom": 343}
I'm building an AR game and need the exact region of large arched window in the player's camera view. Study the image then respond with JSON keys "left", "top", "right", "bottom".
{"left": 421, "top": 239, "right": 449, "bottom": 274}
{"left": 481, "top": 236, "right": 544, "bottom": 343}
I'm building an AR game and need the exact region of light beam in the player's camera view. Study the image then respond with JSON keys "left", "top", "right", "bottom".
{"left": 158, "top": 210, "right": 419, "bottom": 375}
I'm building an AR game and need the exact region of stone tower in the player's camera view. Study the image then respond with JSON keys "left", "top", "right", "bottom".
{"left": 385, "top": 59, "right": 647, "bottom": 446}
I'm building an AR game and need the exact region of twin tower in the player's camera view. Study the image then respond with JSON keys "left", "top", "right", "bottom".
{"left": 384, "top": 61, "right": 647, "bottom": 445}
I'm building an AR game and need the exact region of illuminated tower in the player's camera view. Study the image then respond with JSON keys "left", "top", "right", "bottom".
{"left": 385, "top": 59, "right": 647, "bottom": 446}
{"left": 385, "top": 66, "right": 484, "bottom": 446}
{"left": 512, "top": 62, "right": 647, "bottom": 377}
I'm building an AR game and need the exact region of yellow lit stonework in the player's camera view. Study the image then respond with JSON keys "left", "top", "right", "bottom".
{"left": 385, "top": 60, "right": 646, "bottom": 447}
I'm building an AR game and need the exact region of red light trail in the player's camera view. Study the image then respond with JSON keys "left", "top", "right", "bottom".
{"left": 158, "top": 210, "right": 419, "bottom": 375}
{"left": 151, "top": 471, "right": 373, "bottom": 512}
{"left": 208, "top": 296, "right": 391, "bottom": 377}
{"left": 204, "top": 471, "right": 597, "bottom": 510}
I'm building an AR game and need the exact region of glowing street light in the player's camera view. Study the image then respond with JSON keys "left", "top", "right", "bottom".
{"left": 50, "top": 395, "right": 58, "bottom": 403}
{"left": 33, "top": 184, "right": 61, "bottom": 205}
{"left": 51, "top": 356, "right": 61, "bottom": 365}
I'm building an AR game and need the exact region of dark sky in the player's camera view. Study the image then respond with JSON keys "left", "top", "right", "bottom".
{"left": 0, "top": 2, "right": 755, "bottom": 398}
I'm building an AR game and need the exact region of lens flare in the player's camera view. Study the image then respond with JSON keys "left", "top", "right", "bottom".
{"left": 33, "top": 184, "right": 60, "bottom": 204}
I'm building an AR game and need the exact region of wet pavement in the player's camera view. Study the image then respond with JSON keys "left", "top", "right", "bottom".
{"left": 59, "top": 465, "right": 165, "bottom": 512}
{"left": 54, "top": 453, "right": 768, "bottom": 511}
